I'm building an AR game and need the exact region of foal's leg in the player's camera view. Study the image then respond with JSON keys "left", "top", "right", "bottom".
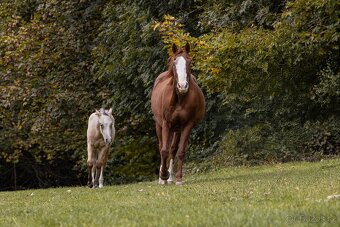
{"left": 87, "top": 142, "right": 96, "bottom": 188}
{"left": 168, "top": 132, "right": 180, "bottom": 184}
{"left": 176, "top": 124, "right": 193, "bottom": 185}
{"left": 94, "top": 146, "right": 108, "bottom": 188}
{"left": 99, "top": 148, "right": 109, "bottom": 188}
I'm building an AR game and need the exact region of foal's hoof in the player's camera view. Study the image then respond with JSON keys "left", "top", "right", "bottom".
{"left": 87, "top": 181, "right": 93, "bottom": 188}
{"left": 159, "top": 170, "right": 170, "bottom": 180}
{"left": 159, "top": 179, "right": 167, "bottom": 185}
{"left": 176, "top": 181, "right": 184, "bottom": 186}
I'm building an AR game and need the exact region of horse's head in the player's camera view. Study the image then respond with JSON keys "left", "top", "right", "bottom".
{"left": 171, "top": 43, "right": 191, "bottom": 95}
{"left": 95, "top": 108, "right": 114, "bottom": 145}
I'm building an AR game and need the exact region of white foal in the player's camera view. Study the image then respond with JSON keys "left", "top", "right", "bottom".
{"left": 87, "top": 108, "right": 115, "bottom": 188}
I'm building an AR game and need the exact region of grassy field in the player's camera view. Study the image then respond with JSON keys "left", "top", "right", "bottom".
{"left": 1, "top": 158, "right": 339, "bottom": 227}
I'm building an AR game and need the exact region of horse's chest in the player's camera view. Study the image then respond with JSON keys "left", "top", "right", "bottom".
{"left": 165, "top": 106, "right": 190, "bottom": 126}
{"left": 91, "top": 138, "right": 106, "bottom": 149}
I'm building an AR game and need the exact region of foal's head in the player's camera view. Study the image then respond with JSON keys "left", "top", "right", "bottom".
{"left": 170, "top": 43, "right": 191, "bottom": 95}
{"left": 96, "top": 108, "right": 114, "bottom": 144}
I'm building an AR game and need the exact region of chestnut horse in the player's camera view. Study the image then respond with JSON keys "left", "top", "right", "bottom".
{"left": 151, "top": 43, "right": 205, "bottom": 185}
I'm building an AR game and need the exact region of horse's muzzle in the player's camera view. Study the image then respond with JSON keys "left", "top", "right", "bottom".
{"left": 105, "top": 138, "right": 112, "bottom": 144}
{"left": 177, "top": 82, "right": 188, "bottom": 94}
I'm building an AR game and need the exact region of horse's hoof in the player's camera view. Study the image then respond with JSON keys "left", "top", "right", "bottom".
{"left": 87, "top": 182, "right": 93, "bottom": 188}
{"left": 99, "top": 184, "right": 103, "bottom": 188}
{"left": 159, "top": 170, "right": 170, "bottom": 180}
{"left": 176, "top": 181, "right": 184, "bottom": 186}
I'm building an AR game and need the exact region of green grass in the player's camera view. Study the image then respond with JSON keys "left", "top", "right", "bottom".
{"left": 1, "top": 158, "right": 340, "bottom": 227}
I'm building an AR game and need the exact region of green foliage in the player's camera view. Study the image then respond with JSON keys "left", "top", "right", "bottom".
{"left": 312, "top": 64, "right": 340, "bottom": 107}
{"left": 215, "top": 118, "right": 340, "bottom": 166}
{"left": 107, "top": 136, "right": 158, "bottom": 184}
{"left": 303, "top": 118, "right": 340, "bottom": 157}
{"left": 217, "top": 124, "right": 274, "bottom": 166}
{"left": 198, "top": 0, "right": 285, "bottom": 32}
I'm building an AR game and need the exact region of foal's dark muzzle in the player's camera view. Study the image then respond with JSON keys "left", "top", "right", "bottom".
{"left": 105, "top": 138, "right": 112, "bottom": 144}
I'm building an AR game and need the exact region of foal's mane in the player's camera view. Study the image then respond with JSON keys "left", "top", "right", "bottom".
{"left": 100, "top": 108, "right": 109, "bottom": 116}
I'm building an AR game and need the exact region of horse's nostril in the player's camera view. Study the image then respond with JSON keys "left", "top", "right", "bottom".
{"left": 177, "top": 82, "right": 188, "bottom": 90}
{"left": 106, "top": 138, "right": 112, "bottom": 144}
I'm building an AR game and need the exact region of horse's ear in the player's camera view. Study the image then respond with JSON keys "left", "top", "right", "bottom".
{"left": 95, "top": 109, "right": 101, "bottom": 116}
{"left": 172, "top": 43, "right": 178, "bottom": 54}
{"left": 108, "top": 108, "right": 113, "bottom": 116}
{"left": 185, "top": 42, "right": 190, "bottom": 53}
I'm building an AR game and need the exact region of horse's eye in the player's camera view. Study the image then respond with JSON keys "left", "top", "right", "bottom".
{"left": 100, "top": 124, "right": 103, "bottom": 127}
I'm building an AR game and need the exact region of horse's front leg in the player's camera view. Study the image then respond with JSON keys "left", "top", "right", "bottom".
{"left": 94, "top": 146, "right": 108, "bottom": 188}
{"left": 156, "top": 124, "right": 166, "bottom": 184}
{"left": 87, "top": 142, "right": 96, "bottom": 188}
{"left": 176, "top": 123, "right": 193, "bottom": 185}
{"left": 159, "top": 122, "right": 173, "bottom": 181}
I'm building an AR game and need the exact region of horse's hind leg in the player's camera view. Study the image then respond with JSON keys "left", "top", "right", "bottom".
{"left": 168, "top": 132, "right": 180, "bottom": 184}
{"left": 176, "top": 124, "right": 193, "bottom": 185}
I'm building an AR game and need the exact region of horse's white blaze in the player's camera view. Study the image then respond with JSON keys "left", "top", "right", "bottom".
{"left": 167, "top": 159, "right": 174, "bottom": 183}
{"left": 175, "top": 56, "right": 187, "bottom": 87}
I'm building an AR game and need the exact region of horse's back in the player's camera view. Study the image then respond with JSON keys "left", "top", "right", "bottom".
{"left": 87, "top": 113, "right": 100, "bottom": 142}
